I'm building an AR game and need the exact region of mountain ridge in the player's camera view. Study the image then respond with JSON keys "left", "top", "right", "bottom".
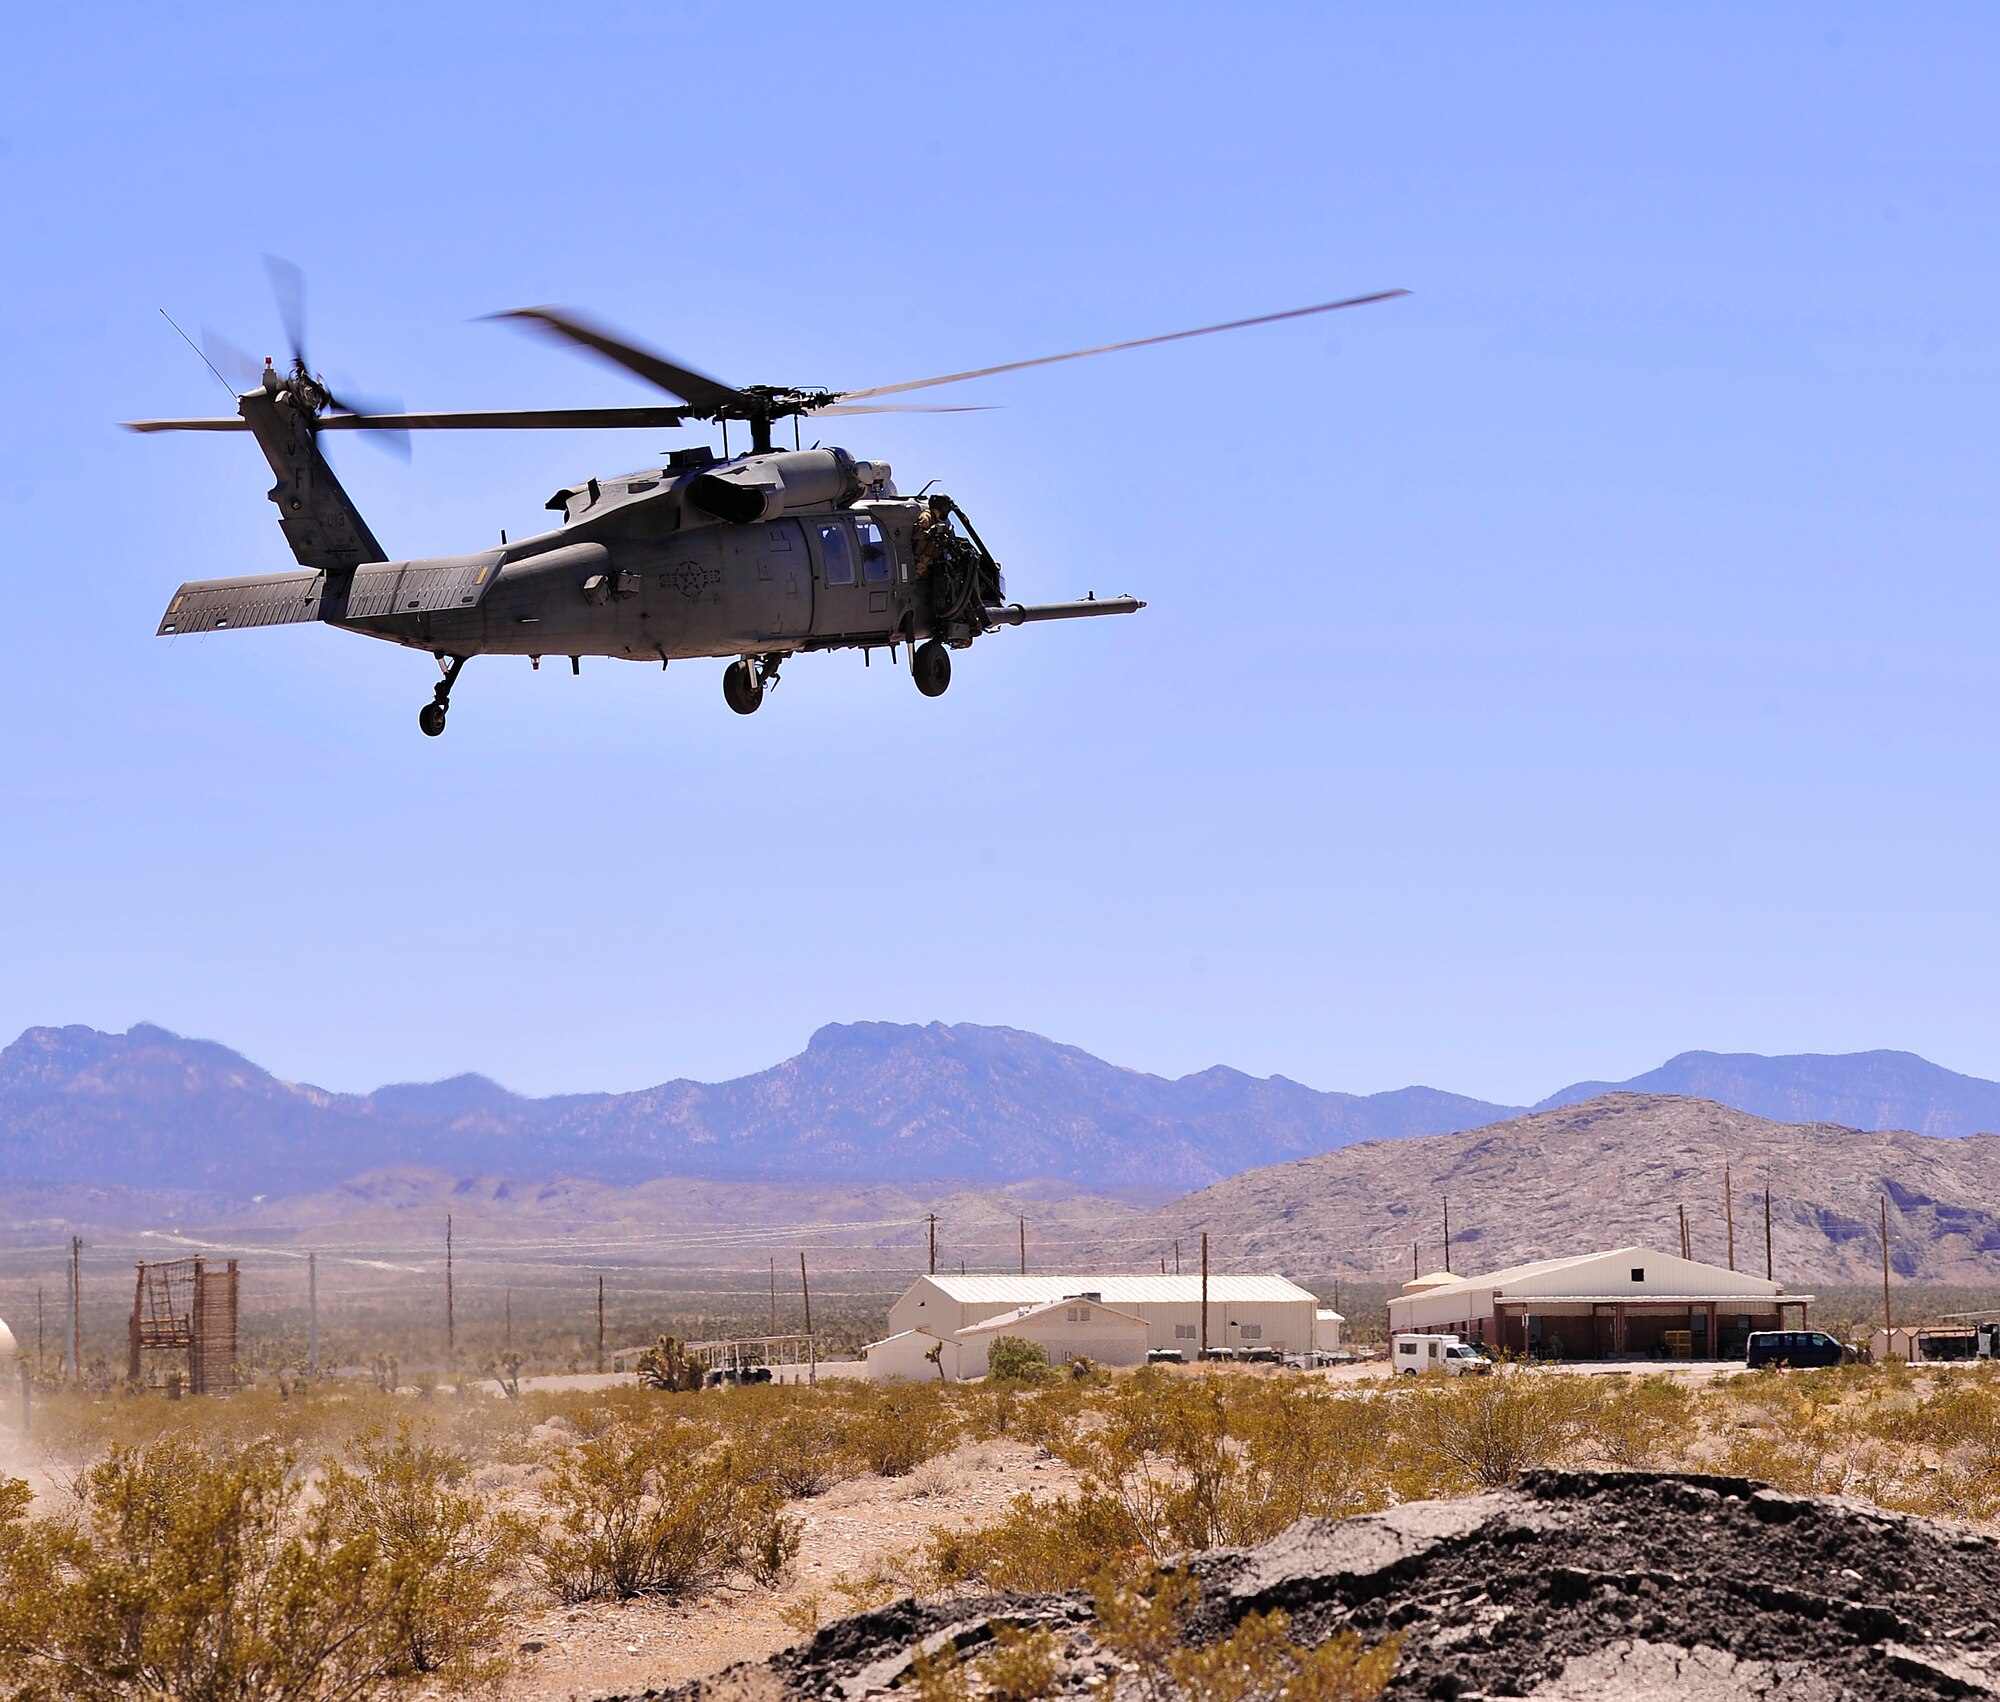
{"left": 1117, "top": 1092, "right": 2000, "bottom": 1283}
{"left": 8, "top": 1021, "right": 2000, "bottom": 1199}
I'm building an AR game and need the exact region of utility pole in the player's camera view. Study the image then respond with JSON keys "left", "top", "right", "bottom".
{"left": 1412, "top": 1240, "right": 1419, "bottom": 1282}
{"left": 308, "top": 1252, "right": 319, "bottom": 1377}
{"left": 67, "top": 1236, "right": 81, "bottom": 1384}
{"left": 1019, "top": 1217, "right": 1027, "bottom": 1276}
{"left": 1200, "top": 1232, "right": 1210, "bottom": 1361}
{"left": 1443, "top": 1197, "right": 1452, "bottom": 1274}
{"left": 1678, "top": 1203, "right": 1690, "bottom": 1261}
{"left": 1764, "top": 1189, "right": 1774, "bottom": 1282}
{"left": 799, "top": 1252, "right": 816, "bottom": 1388}
{"left": 596, "top": 1274, "right": 605, "bottom": 1374}
{"left": 769, "top": 1258, "right": 777, "bottom": 1335}
{"left": 1881, "top": 1193, "right": 1894, "bottom": 1333}
{"left": 1724, "top": 1166, "right": 1736, "bottom": 1272}
{"left": 1174, "top": 1240, "right": 1181, "bottom": 1275}
{"left": 928, "top": 1213, "right": 937, "bottom": 1276}
{"left": 444, "top": 1215, "right": 456, "bottom": 1371}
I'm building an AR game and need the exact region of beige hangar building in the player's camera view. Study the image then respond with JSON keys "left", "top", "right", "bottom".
{"left": 886, "top": 1272, "right": 1325, "bottom": 1359}
{"left": 1388, "top": 1246, "right": 1813, "bottom": 1360}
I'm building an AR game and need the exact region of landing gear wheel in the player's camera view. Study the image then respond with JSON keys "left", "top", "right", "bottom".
{"left": 419, "top": 654, "right": 467, "bottom": 738}
{"left": 913, "top": 640, "right": 952, "bottom": 698}
{"left": 723, "top": 659, "right": 765, "bottom": 715}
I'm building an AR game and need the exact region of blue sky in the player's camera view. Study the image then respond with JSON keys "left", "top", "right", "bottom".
{"left": 2, "top": 4, "right": 1997, "bottom": 1105}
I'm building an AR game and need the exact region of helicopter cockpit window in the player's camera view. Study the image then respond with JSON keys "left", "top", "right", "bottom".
{"left": 818, "top": 523, "right": 856, "bottom": 586}
{"left": 857, "top": 520, "right": 892, "bottom": 584}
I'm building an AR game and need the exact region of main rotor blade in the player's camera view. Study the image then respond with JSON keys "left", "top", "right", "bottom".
{"left": 124, "top": 416, "right": 253, "bottom": 432}
{"left": 200, "top": 326, "right": 264, "bottom": 391}
{"left": 810, "top": 403, "right": 998, "bottom": 416}
{"left": 124, "top": 405, "right": 694, "bottom": 434}
{"left": 263, "top": 255, "right": 307, "bottom": 365}
{"left": 838, "top": 288, "right": 1411, "bottom": 402}
{"left": 316, "top": 405, "right": 693, "bottom": 431}
{"left": 488, "top": 307, "right": 746, "bottom": 416}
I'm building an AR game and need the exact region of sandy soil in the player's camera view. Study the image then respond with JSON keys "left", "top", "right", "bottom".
{"left": 495, "top": 1437, "right": 1079, "bottom": 1701}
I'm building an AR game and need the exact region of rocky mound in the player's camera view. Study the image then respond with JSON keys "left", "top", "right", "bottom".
{"left": 633, "top": 1472, "right": 2000, "bottom": 1700}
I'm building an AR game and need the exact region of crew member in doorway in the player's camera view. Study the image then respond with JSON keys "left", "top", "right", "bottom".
{"left": 912, "top": 494, "right": 953, "bottom": 579}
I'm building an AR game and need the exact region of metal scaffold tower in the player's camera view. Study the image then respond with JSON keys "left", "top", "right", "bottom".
{"left": 127, "top": 1257, "right": 240, "bottom": 1393}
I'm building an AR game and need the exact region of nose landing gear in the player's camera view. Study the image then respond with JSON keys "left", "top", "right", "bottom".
{"left": 912, "top": 639, "right": 951, "bottom": 698}
{"left": 419, "top": 654, "right": 468, "bottom": 737}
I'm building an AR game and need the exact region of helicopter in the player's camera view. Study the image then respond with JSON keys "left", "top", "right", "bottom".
{"left": 128, "top": 277, "right": 1408, "bottom": 735}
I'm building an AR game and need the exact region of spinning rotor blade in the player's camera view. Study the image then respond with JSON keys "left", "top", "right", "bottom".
{"left": 489, "top": 307, "right": 746, "bottom": 416}
{"left": 838, "top": 288, "right": 1411, "bottom": 402}
{"left": 124, "top": 404, "right": 694, "bottom": 434}
{"left": 262, "top": 254, "right": 307, "bottom": 365}
{"left": 200, "top": 326, "right": 265, "bottom": 392}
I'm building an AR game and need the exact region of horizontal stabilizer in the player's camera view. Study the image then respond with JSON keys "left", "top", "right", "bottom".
{"left": 158, "top": 571, "right": 324, "bottom": 635}
{"left": 335, "top": 552, "right": 502, "bottom": 619}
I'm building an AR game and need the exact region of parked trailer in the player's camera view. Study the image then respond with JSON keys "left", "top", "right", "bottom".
{"left": 1392, "top": 1333, "right": 1493, "bottom": 1376}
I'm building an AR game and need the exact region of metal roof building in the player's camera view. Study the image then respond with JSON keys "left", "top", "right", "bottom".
{"left": 1388, "top": 1246, "right": 1814, "bottom": 1361}
{"left": 887, "top": 1272, "right": 1320, "bottom": 1357}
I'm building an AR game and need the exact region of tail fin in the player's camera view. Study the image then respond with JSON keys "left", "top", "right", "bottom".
{"left": 238, "top": 388, "right": 384, "bottom": 571}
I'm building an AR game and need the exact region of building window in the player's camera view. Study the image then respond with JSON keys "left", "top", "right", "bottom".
{"left": 1631, "top": 1268, "right": 1645, "bottom": 1283}
{"left": 1066, "top": 1306, "right": 1090, "bottom": 1321}
{"left": 1239, "top": 1324, "right": 1262, "bottom": 1340}
{"left": 1174, "top": 1324, "right": 1196, "bottom": 1339}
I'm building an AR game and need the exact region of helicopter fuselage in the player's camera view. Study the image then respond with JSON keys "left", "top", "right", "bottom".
{"left": 156, "top": 388, "right": 1137, "bottom": 704}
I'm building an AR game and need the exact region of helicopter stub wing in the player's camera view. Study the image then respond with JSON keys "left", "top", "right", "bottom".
{"left": 158, "top": 570, "right": 326, "bottom": 634}
{"left": 334, "top": 552, "right": 504, "bottom": 620}
{"left": 158, "top": 551, "right": 507, "bottom": 635}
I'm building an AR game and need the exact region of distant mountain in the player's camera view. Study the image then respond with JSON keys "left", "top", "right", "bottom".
{"left": 1537, "top": 1049, "right": 2000, "bottom": 1138}
{"left": 10, "top": 1023, "right": 2000, "bottom": 1204}
{"left": 0, "top": 1021, "right": 1513, "bottom": 1196}
{"left": 1126, "top": 1093, "right": 2000, "bottom": 1283}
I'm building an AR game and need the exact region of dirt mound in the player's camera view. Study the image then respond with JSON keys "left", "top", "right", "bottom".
{"left": 622, "top": 1472, "right": 2000, "bottom": 1699}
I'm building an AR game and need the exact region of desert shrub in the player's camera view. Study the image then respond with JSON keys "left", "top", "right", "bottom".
{"left": 727, "top": 1391, "right": 864, "bottom": 1498}
{"left": 634, "top": 1334, "right": 703, "bottom": 1392}
{"left": 0, "top": 1436, "right": 504, "bottom": 1701}
{"left": 1710, "top": 1374, "right": 1925, "bottom": 1504}
{"left": 987, "top": 1336, "right": 1054, "bottom": 1385}
{"left": 925, "top": 1377, "right": 1392, "bottom": 1594}
{"left": 1171, "top": 1609, "right": 1402, "bottom": 1701}
{"left": 1094, "top": 1570, "right": 1400, "bottom": 1702}
{"left": 320, "top": 1426, "right": 523, "bottom": 1681}
{"left": 849, "top": 1382, "right": 961, "bottom": 1478}
{"left": 531, "top": 1417, "right": 799, "bottom": 1601}
{"left": 1392, "top": 1367, "right": 1597, "bottom": 1493}
{"left": 1587, "top": 1374, "right": 1697, "bottom": 1469}
{"left": 922, "top": 1488, "right": 1149, "bottom": 1593}
{"left": 977, "top": 1622, "right": 1064, "bottom": 1700}
{"left": 1048, "top": 1376, "right": 1392, "bottom": 1560}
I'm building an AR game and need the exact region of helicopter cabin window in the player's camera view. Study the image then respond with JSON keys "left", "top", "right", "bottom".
{"left": 857, "top": 520, "right": 892, "bottom": 583}
{"left": 818, "top": 523, "right": 856, "bottom": 586}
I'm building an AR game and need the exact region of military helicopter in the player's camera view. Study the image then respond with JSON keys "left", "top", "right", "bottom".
{"left": 128, "top": 275, "right": 1408, "bottom": 735}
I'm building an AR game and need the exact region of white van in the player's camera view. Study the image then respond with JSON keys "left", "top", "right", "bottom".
{"left": 1393, "top": 1333, "right": 1493, "bottom": 1376}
